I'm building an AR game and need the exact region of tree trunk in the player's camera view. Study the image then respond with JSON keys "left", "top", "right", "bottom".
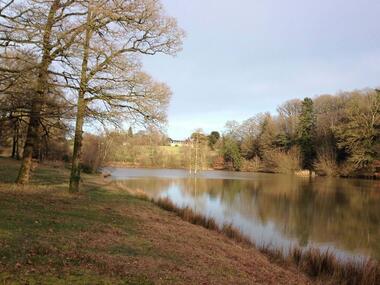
{"left": 44, "top": 136, "right": 49, "bottom": 161}
{"left": 69, "top": 94, "right": 86, "bottom": 192}
{"left": 15, "top": 119, "right": 20, "bottom": 160}
{"left": 16, "top": 0, "right": 60, "bottom": 184}
{"left": 17, "top": 100, "right": 43, "bottom": 183}
{"left": 11, "top": 119, "right": 17, "bottom": 159}
{"left": 11, "top": 118, "right": 20, "bottom": 159}
{"left": 69, "top": 7, "right": 92, "bottom": 193}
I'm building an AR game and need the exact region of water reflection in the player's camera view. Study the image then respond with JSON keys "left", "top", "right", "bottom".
{"left": 107, "top": 168, "right": 380, "bottom": 261}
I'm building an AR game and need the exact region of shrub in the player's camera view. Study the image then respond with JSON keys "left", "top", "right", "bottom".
{"left": 241, "top": 156, "right": 262, "bottom": 172}
{"left": 314, "top": 150, "right": 339, "bottom": 176}
{"left": 212, "top": 155, "right": 225, "bottom": 170}
{"left": 263, "top": 146, "right": 301, "bottom": 174}
{"left": 338, "top": 161, "right": 358, "bottom": 177}
{"left": 81, "top": 134, "right": 112, "bottom": 173}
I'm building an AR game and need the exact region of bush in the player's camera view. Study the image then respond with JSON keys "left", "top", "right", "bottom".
{"left": 241, "top": 156, "right": 262, "bottom": 172}
{"left": 314, "top": 150, "right": 339, "bottom": 176}
{"left": 81, "top": 134, "right": 112, "bottom": 173}
{"left": 212, "top": 155, "right": 225, "bottom": 170}
{"left": 263, "top": 146, "right": 301, "bottom": 174}
{"left": 338, "top": 161, "right": 358, "bottom": 177}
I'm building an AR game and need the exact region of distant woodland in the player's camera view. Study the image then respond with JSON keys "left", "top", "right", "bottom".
{"left": 47, "top": 89, "right": 379, "bottom": 178}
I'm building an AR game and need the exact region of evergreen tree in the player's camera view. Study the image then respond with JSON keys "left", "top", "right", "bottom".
{"left": 221, "top": 137, "right": 242, "bottom": 171}
{"left": 208, "top": 131, "right": 220, "bottom": 149}
{"left": 298, "top": 98, "right": 316, "bottom": 170}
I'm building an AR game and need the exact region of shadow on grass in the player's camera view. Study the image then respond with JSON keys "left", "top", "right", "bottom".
{"left": 31, "top": 167, "right": 69, "bottom": 185}
{"left": 0, "top": 157, "right": 20, "bottom": 183}
{"left": 0, "top": 158, "right": 68, "bottom": 185}
{"left": 0, "top": 158, "right": 166, "bottom": 283}
{"left": 0, "top": 184, "right": 160, "bottom": 283}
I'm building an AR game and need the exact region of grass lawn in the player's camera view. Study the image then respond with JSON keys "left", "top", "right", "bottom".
{"left": 0, "top": 158, "right": 310, "bottom": 285}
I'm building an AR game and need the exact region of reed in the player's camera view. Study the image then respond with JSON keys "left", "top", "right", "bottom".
{"left": 221, "top": 224, "right": 251, "bottom": 244}
{"left": 289, "top": 247, "right": 380, "bottom": 285}
{"left": 152, "top": 197, "right": 380, "bottom": 285}
{"left": 155, "top": 198, "right": 219, "bottom": 231}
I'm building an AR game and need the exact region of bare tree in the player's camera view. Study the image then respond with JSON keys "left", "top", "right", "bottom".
{"left": 0, "top": 0, "right": 87, "bottom": 183}
{"left": 66, "top": 0, "right": 184, "bottom": 192}
{"left": 0, "top": 52, "right": 72, "bottom": 161}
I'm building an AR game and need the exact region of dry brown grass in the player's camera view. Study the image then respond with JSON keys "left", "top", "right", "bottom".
{"left": 153, "top": 197, "right": 380, "bottom": 285}
{"left": 155, "top": 198, "right": 257, "bottom": 245}
{"left": 155, "top": 198, "right": 219, "bottom": 231}
{"left": 290, "top": 248, "right": 380, "bottom": 285}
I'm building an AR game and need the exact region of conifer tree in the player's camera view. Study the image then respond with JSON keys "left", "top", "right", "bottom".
{"left": 298, "top": 98, "right": 316, "bottom": 170}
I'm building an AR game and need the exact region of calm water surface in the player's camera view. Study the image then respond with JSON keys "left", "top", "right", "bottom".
{"left": 106, "top": 168, "right": 380, "bottom": 261}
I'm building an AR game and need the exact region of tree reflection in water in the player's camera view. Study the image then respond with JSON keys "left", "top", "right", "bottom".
{"left": 110, "top": 168, "right": 380, "bottom": 261}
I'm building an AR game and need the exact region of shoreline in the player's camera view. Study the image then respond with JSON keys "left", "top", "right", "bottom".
{"left": 105, "top": 162, "right": 380, "bottom": 181}
{"left": 0, "top": 158, "right": 312, "bottom": 284}
{"left": 1, "top": 158, "right": 379, "bottom": 284}
{"left": 144, "top": 195, "right": 380, "bottom": 285}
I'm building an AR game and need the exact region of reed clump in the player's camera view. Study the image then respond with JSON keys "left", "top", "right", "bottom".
{"left": 221, "top": 224, "right": 251, "bottom": 244}
{"left": 288, "top": 247, "right": 380, "bottom": 285}
{"left": 153, "top": 197, "right": 380, "bottom": 285}
{"left": 155, "top": 198, "right": 243, "bottom": 239}
{"left": 259, "top": 244, "right": 285, "bottom": 263}
{"left": 155, "top": 198, "right": 218, "bottom": 231}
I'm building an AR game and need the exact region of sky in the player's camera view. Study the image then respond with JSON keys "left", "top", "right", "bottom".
{"left": 143, "top": 0, "right": 380, "bottom": 139}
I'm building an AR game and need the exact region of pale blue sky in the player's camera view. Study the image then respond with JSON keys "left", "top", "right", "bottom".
{"left": 143, "top": 0, "right": 380, "bottom": 139}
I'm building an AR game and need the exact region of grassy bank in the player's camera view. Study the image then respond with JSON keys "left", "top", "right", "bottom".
{"left": 153, "top": 198, "right": 380, "bottom": 285}
{"left": 0, "top": 158, "right": 310, "bottom": 284}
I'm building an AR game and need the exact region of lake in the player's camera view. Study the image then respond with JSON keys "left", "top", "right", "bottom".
{"left": 105, "top": 168, "right": 380, "bottom": 261}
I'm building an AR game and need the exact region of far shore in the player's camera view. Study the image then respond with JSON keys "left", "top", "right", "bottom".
{"left": 105, "top": 161, "right": 380, "bottom": 180}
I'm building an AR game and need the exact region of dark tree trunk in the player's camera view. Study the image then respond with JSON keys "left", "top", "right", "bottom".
{"left": 16, "top": 0, "right": 60, "bottom": 184}
{"left": 15, "top": 124, "right": 20, "bottom": 160}
{"left": 69, "top": 96, "right": 86, "bottom": 192}
{"left": 11, "top": 118, "right": 20, "bottom": 159}
{"left": 17, "top": 101, "right": 43, "bottom": 183}
{"left": 69, "top": 7, "right": 92, "bottom": 193}
{"left": 11, "top": 123, "right": 17, "bottom": 159}
{"left": 45, "top": 140, "right": 49, "bottom": 161}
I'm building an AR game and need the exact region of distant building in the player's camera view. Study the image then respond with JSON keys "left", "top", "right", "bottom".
{"left": 169, "top": 139, "right": 187, "bottom": 147}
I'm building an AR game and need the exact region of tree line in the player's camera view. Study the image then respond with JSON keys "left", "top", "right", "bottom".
{"left": 221, "top": 89, "right": 380, "bottom": 177}
{"left": 0, "top": 0, "right": 184, "bottom": 191}
{"left": 81, "top": 88, "right": 379, "bottom": 178}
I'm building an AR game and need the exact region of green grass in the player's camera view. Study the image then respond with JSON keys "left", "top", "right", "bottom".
{"left": 0, "top": 158, "right": 168, "bottom": 284}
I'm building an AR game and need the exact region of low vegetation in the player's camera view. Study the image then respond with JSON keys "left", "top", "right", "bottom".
{"left": 153, "top": 197, "right": 380, "bottom": 285}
